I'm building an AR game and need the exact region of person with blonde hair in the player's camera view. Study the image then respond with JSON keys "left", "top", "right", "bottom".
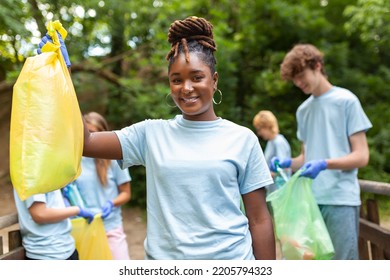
{"left": 13, "top": 188, "right": 94, "bottom": 260}
{"left": 74, "top": 111, "right": 132, "bottom": 260}
{"left": 253, "top": 110, "right": 291, "bottom": 193}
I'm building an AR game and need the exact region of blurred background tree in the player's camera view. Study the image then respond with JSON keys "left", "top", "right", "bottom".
{"left": 1, "top": 0, "right": 389, "bottom": 208}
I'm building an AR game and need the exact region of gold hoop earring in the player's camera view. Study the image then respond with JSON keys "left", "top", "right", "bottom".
{"left": 165, "top": 93, "right": 177, "bottom": 108}
{"left": 213, "top": 89, "right": 223, "bottom": 105}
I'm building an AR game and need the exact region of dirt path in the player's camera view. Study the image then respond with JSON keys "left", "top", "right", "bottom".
{"left": 122, "top": 207, "right": 146, "bottom": 260}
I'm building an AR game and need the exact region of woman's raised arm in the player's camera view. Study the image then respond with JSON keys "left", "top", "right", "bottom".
{"left": 83, "top": 118, "right": 123, "bottom": 160}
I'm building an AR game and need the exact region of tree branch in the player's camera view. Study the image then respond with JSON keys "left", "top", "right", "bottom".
{"left": 27, "top": 0, "right": 47, "bottom": 36}
{"left": 0, "top": 81, "right": 13, "bottom": 93}
{"left": 70, "top": 63, "right": 122, "bottom": 87}
{"left": 0, "top": 62, "right": 123, "bottom": 97}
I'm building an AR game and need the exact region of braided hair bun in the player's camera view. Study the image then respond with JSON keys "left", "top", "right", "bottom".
{"left": 166, "top": 16, "right": 217, "bottom": 68}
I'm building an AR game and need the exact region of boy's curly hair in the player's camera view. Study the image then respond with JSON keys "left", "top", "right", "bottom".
{"left": 280, "top": 44, "right": 326, "bottom": 80}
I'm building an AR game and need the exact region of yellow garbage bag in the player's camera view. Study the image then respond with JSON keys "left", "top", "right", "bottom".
{"left": 10, "top": 20, "right": 83, "bottom": 200}
{"left": 71, "top": 214, "right": 113, "bottom": 260}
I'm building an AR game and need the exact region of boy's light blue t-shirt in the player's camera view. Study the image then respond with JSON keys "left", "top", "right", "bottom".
{"left": 263, "top": 134, "right": 291, "bottom": 165}
{"left": 114, "top": 115, "right": 273, "bottom": 260}
{"left": 75, "top": 157, "right": 131, "bottom": 232}
{"left": 263, "top": 133, "right": 292, "bottom": 192}
{"left": 13, "top": 189, "right": 75, "bottom": 260}
{"left": 297, "top": 86, "right": 372, "bottom": 205}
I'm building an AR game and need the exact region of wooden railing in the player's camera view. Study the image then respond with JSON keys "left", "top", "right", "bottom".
{"left": 359, "top": 179, "right": 390, "bottom": 260}
{"left": 1, "top": 179, "right": 389, "bottom": 260}
{"left": 0, "top": 212, "right": 25, "bottom": 260}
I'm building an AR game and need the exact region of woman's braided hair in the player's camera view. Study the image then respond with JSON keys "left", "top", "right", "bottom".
{"left": 166, "top": 16, "right": 217, "bottom": 73}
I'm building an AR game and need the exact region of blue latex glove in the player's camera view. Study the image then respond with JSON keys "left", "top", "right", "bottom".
{"left": 300, "top": 159, "right": 327, "bottom": 179}
{"left": 101, "top": 200, "right": 114, "bottom": 219}
{"left": 78, "top": 207, "right": 94, "bottom": 223}
{"left": 269, "top": 156, "right": 292, "bottom": 172}
{"left": 37, "top": 33, "right": 71, "bottom": 68}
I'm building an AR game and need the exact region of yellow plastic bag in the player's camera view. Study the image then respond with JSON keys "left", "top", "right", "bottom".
{"left": 10, "top": 20, "right": 83, "bottom": 200}
{"left": 71, "top": 214, "right": 113, "bottom": 260}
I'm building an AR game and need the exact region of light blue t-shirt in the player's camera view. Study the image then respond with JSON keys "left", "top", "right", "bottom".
{"left": 75, "top": 157, "right": 131, "bottom": 232}
{"left": 263, "top": 134, "right": 292, "bottom": 192}
{"left": 264, "top": 134, "right": 291, "bottom": 164}
{"left": 13, "top": 189, "right": 75, "bottom": 260}
{"left": 114, "top": 115, "right": 273, "bottom": 260}
{"left": 297, "top": 86, "right": 372, "bottom": 205}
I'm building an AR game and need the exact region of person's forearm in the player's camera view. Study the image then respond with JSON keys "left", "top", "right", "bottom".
{"left": 31, "top": 206, "right": 79, "bottom": 224}
{"left": 113, "top": 190, "right": 131, "bottom": 207}
{"left": 291, "top": 153, "right": 305, "bottom": 172}
{"left": 250, "top": 222, "right": 276, "bottom": 260}
{"left": 326, "top": 150, "right": 369, "bottom": 170}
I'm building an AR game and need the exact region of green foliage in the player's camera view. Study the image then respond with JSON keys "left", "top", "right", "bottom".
{"left": 344, "top": 0, "right": 390, "bottom": 49}
{"left": 0, "top": 0, "right": 33, "bottom": 80}
{"left": 2, "top": 0, "right": 390, "bottom": 207}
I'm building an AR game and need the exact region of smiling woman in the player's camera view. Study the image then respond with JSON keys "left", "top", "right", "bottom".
{"left": 166, "top": 16, "right": 218, "bottom": 121}
{"left": 168, "top": 52, "right": 217, "bottom": 121}
{"left": 37, "top": 15, "right": 276, "bottom": 260}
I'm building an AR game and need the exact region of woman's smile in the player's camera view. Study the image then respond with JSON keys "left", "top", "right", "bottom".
{"left": 168, "top": 52, "right": 218, "bottom": 121}
{"left": 180, "top": 96, "right": 199, "bottom": 104}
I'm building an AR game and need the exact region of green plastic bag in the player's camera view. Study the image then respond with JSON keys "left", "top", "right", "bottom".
{"left": 266, "top": 170, "right": 334, "bottom": 260}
